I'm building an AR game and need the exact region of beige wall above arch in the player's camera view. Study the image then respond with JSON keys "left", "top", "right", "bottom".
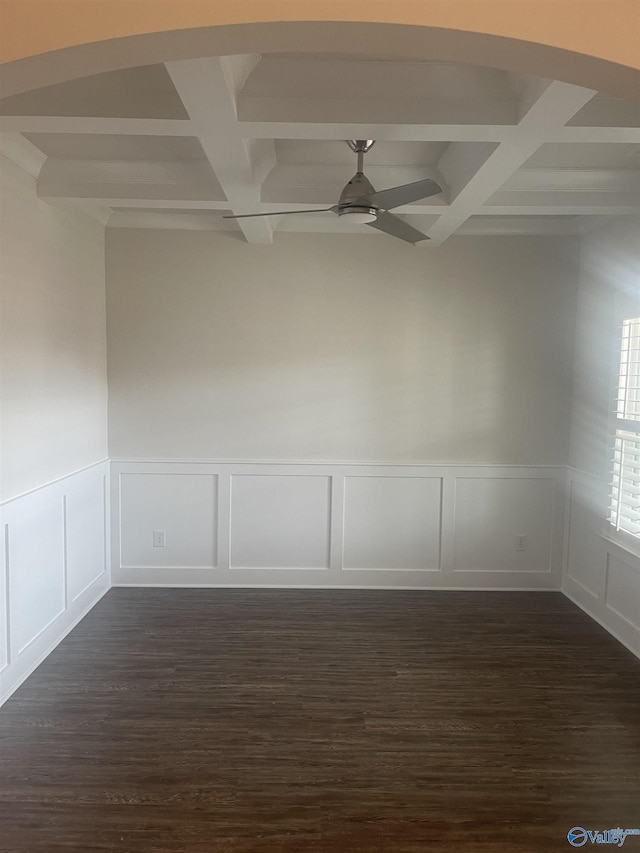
{"left": 0, "top": 1, "right": 639, "bottom": 100}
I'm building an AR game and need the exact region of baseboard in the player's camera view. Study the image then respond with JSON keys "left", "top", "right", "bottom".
{"left": 112, "top": 582, "right": 559, "bottom": 592}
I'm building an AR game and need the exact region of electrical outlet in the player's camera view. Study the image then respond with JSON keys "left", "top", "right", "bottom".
{"left": 153, "top": 530, "right": 166, "bottom": 548}
{"left": 515, "top": 535, "right": 527, "bottom": 552}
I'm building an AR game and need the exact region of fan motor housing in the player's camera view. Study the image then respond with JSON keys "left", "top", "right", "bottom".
{"left": 339, "top": 172, "right": 376, "bottom": 206}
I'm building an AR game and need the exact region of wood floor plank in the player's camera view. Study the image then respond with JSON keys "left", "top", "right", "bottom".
{"left": 1, "top": 589, "right": 639, "bottom": 851}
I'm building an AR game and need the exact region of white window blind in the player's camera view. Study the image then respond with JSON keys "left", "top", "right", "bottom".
{"left": 609, "top": 317, "right": 640, "bottom": 538}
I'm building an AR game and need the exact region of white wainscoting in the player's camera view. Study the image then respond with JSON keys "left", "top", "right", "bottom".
{"left": 111, "top": 461, "right": 565, "bottom": 589}
{"left": 5, "top": 460, "right": 636, "bottom": 706}
{"left": 563, "top": 468, "right": 640, "bottom": 659}
{"left": 0, "top": 461, "right": 110, "bottom": 706}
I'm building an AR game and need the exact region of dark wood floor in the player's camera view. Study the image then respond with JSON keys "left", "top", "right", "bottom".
{"left": 1, "top": 590, "right": 639, "bottom": 852}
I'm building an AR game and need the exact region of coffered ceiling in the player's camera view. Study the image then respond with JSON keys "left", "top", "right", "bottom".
{"left": 1, "top": 53, "right": 638, "bottom": 244}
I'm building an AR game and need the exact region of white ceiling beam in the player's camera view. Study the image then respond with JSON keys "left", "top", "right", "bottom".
{"left": 166, "top": 57, "right": 276, "bottom": 244}
{"left": 241, "top": 122, "right": 516, "bottom": 142}
{"left": 2, "top": 115, "right": 638, "bottom": 146}
{"left": 436, "top": 142, "right": 499, "bottom": 199}
{"left": 0, "top": 131, "right": 46, "bottom": 178}
{"left": 426, "top": 147, "right": 543, "bottom": 244}
{"left": 0, "top": 116, "right": 195, "bottom": 136}
{"left": 426, "top": 81, "right": 598, "bottom": 244}
{"left": 546, "top": 128, "right": 640, "bottom": 143}
{"left": 517, "top": 81, "right": 598, "bottom": 133}
{"left": 0, "top": 114, "right": 516, "bottom": 142}
{"left": 239, "top": 122, "right": 640, "bottom": 145}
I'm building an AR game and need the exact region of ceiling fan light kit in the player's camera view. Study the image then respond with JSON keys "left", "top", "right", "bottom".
{"left": 339, "top": 207, "right": 378, "bottom": 224}
{"left": 223, "top": 140, "right": 442, "bottom": 243}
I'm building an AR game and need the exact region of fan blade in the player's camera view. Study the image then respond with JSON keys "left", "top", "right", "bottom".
{"left": 223, "top": 207, "right": 337, "bottom": 220}
{"left": 367, "top": 211, "right": 429, "bottom": 244}
{"left": 360, "top": 179, "right": 442, "bottom": 211}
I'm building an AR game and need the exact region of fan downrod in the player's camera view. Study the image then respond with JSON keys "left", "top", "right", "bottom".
{"left": 346, "top": 140, "right": 375, "bottom": 175}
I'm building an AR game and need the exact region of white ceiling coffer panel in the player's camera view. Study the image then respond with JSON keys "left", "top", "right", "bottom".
{"left": 0, "top": 65, "right": 188, "bottom": 119}
{"left": 566, "top": 95, "right": 640, "bottom": 128}
{"left": 23, "top": 133, "right": 207, "bottom": 162}
{"left": 0, "top": 51, "right": 638, "bottom": 241}
{"left": 238, "top": 58, "right": 522, "bottom": 125}
{"left": 524, "top": 142, "right": 640, "bottom": 170}
{"left": 274, "top": 140, "right": 448, "bottom": 167}
{"left": 37, "top": 159, "right": 227, "bottom": 204}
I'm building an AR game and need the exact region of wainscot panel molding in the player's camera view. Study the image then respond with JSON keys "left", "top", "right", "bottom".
{"left": 562, "top": 467, "right": 640, "bottom": 660}
{"left": 0, "top": 461, "right": 110, "bottom": 706}
{"left": 4, "top": 460, "right": 637, "bottom": 703}
{"left": 110, "top": 461, "right": 566, "bottom": 591}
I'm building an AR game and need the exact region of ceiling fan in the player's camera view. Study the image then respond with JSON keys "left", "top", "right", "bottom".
{"left": 223, "top": 140, "right": 442, "bottom": 244}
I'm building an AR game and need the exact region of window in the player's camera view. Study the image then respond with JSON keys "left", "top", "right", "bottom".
{"left": 609, "top": 316, "right": 640, "bottom": 542}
